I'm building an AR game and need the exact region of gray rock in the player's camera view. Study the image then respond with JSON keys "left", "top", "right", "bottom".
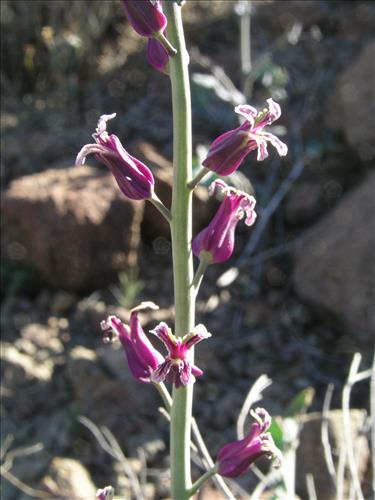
{"left": 2, "top": 166, "right": 144, "bottom": 291}
{"left": 293, "top": 172, "right": 375, "bottom": 352}
{"left": 66, "top": 346, "right": 159, "bottom": 441}
{"left": 326, "top": 41, "right": 375, "bottom": 161}
{"left": 285, "top": 182, "right": 323, "bottom": 224}
{"left": 1, "top": 342, "right": 54, "bottom": 385}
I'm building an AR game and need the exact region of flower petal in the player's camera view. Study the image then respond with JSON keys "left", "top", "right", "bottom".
{"left": 235, "top": 104, "right": 258, "bottom": 126}
{"left": 150, "top": 322, "right": 176, "bottom": 353}
{"left": 261, "top": 131, "right": 288, "bottom": 157}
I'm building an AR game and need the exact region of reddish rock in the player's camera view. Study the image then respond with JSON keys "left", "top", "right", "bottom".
{"left": 2, "top": 166, "right": 144, "bottom": 291}
{"left": 293, "top": 172, "right": 375, "bottom": 351}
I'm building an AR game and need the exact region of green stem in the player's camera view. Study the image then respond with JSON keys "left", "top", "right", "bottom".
{"left": 150, "top": 193, "right": 172, "bottom": 223}
{"left": 154, "top": 382, "right": 172, "bottom": 412}
{"left": 191, "top": 255, "right": 211, "bottom": 294}
{"left": 154, "top": 30, "right": 177, "bottom": 56}
{"left": 187, "top": 167, "right": 209, "bottom": 190}
{"left": 188, "top": 466, "right": 218, "bottom": 497}
{"left": 165, "top": 3, "right": 194, "bottom": 499}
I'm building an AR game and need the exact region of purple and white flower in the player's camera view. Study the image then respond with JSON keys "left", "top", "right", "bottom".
{"left": 150, "top": 322, "right": 211, "bottom": 388}
{"left": 101, "top": 303, "right": 163, "bottom": 384}
{"left": 192, "top": 180, "right": 256, "bottom": 264}
{"left": 76, "top": 113, "right": 154, "bottom": 200}
{"left": 202, "top": 98, "right": 288, "bottom": 176}
{"left": 121, "top": 0, "right": 167, "bottom": 38}
{"left": 217, "top": 408, "right": 282, "bottom": 478}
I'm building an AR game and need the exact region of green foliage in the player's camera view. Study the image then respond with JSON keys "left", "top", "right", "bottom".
{"left": 112, "top": 268, "right": 144, "bottom": 310}
{"left": 285, "top": 387, "right": 315, "bottom": 418}
{"left": 268, "top": 417, "right": 284, "bottom": 451}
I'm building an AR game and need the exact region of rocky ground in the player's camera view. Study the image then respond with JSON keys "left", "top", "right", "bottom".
{"left": 1, "top": 1, "right": 374, "bottom": 499}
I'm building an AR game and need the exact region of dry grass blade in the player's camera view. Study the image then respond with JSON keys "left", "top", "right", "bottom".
{"left": 321, "top": 383, "right": 337, "bottom": 486}
{"left": 306, "top": 473, "right": 317, "bottom": 500}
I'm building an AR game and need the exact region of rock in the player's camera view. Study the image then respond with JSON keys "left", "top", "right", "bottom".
{"left": 66, "top": 346, "right": 159, "bottom": 441}
{"left": 293, "top": 172, "right": 375, "bottom": 352}
{"left": 296, "top": 410, "right": 370, "bottom": 500}
{"left": 133, "top": 142, "right": 215, "bottom": 239}
{"left": 326, "top": 42, "right": 375, "bottom": 161}
{"left": 41, "top": 457, "right": 96, "bottom": 499}
{"left": 20, "top": 322, "right": 64, "bottom": 354}
{"left": 1, "top": 342, "right": 54, "bottom": 384}
{"left": 285, "top": 182, "right": 323, "bottom": 224}
{"left": 2, "top": 166, "right": 144, "bottom": 291}
{"left": 50, "top": 291, "right": 77, "bottom": 315}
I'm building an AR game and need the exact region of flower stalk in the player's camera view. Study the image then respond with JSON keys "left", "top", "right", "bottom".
{"left": 187, "top": 166, "right": 209, "bottom": 190}
{"left": 164, "top": 2, "right": 194, "bottom": 498}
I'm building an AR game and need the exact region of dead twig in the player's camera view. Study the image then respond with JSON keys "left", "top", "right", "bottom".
{"left": 306, "top": 473, "right": 317, "bottom": 500}
{"left": 321, "top": 383, "right": 337, "bottom": 488}
{"left": 79, "top": 416, "right": 144, "bottom": 500}
{"left": 236, "top": 158, "right": 305, "bottom": 268}
{"left": 237, "top": 374, "right": 272, "bottom": 439}
{"left": 341, "top": 353, "right": 370, "bottom": 500}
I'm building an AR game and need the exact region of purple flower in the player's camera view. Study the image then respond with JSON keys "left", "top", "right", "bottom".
{"left": 150, "top": 323, "right": 211, "bottom": 388}
{"left": 147, "top": 37, "right": 169, "bottom": 73}
{"left": 121, "top": 0, "right": 167, "bottom": 38}
{"left": 76, "top": 113, "right": 154, "bottom": 200}
{"left": 192, "top": 180, "right": 256, "bottom": 264}
{"left": 101, "top": 302, "right": 164, "bottom": 384}
{"left": 202, "top": 98, "right": 288, "bottom": 176}
{"left": 217, "top": 408, "right": 282, "bottom": 478}
{"left": 96, "top": 486, "right": 114, "bottom": 500}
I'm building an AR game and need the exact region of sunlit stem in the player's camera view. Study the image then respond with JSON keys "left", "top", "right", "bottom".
{"left": 154, "top": 382, "right": 172, "bottom": 411}
{"left": 150, "top": 193, "right": 172, "bottom": 223}
{"left": 165, "top": 2, "right": 194, "bottom": 499}
{"left": 191, "top": 254, "right": 211, "bottom": 294}
{"left": 187, "top": 167, "right": 209, "bottom": 190}
{"left": 154, "top": 30, "right": 177, "bottom": 56}
{"left": 188, "top": 466, "right": 218, "bottom": 497}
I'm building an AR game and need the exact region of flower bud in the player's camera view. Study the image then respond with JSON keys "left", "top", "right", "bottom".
{"left": 121, "top": 0, "right": 167, "bottom": 37}
{"left": 76, "top": 113, "right": 154, "bottom": 200}
{"left": 217, "top": 408, "right": 282, "bottom": 478}
{"left": 147, "top": 37, "right": 169, "bottom": 73}
{"left": 101, "top": 303, "right": 164, "bottom": 384}
{"left": 192, "top": 180, "right": 256, "bottom": 264}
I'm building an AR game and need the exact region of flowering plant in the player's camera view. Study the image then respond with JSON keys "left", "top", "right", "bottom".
{"left": 78, "top": 1, "right": 287, "bottom": 497}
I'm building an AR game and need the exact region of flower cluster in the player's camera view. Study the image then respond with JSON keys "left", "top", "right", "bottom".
{"left": 121, "top": 0, "right": 169, "bottom": 73}
{"left": 76, "top": 7, "right": 287, "bottom": 484}
{"left": 101, "top": 303, "right": 210, "bottom": 388}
